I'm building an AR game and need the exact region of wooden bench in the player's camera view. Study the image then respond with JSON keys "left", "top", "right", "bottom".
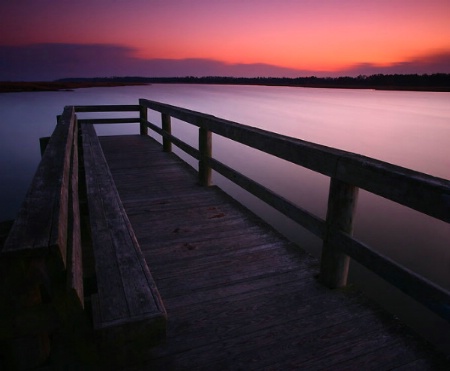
{"left": 0, "top": 106, "right": 83, "bottom": 369}
{"left": 80, "top": 123, "right": 166, "bottom": 358}
{"left": 0, "top": 108, "right": 166, "bottom": 368}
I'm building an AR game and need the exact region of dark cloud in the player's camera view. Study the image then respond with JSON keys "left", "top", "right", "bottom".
{"left": 340, "top": 51, "right": 450, "bottom": 76}
{"left": 1, "top": 43, "right": 449, "bottom": 81}
{"left": 0, "top": 43, "right": 311, "bottom": 80}
{"left": 0, "top": 44, "right": 137, "bottom": 80}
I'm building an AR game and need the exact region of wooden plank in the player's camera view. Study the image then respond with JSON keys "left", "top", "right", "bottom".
{"left": 159, "top": 264, "right": 317, "bottom": 310}
{"left": 66, "top": 119, "right": 84, "bottom": 308}
{"left": 207, "top": 156, "right": 326, "bottom": 238}
{"left": 150, "top": 241, "right": 298, "bottom": 280}
{"left": 320, "top": 178, "right": 358, "bottom": 288}
{"left": 140, "top": 104, "right": 148, "bottom": 136}
{"left": 139, "top": 98, "right": 450, "bottom": 223}
{"left": 198, "top": 127, "right": 212, "bottom": 186}
{"left": 75, "top": 105, "right": 140, "bottom": 112}
{"left": 161, "top": 113, "right": 172, "bottom": 152}
{"left": 143, "top": 118, "right": 200, "bottom": 159}
{"left": 392, "top": 358, "right": 450, "bottom": 370}
{"left": 100, "top": 134, "right": 449, "bottom": 370}
{"left": 335, "top": 155, "right": 450, "bottom": 223}
{"left": 81, "top": 124, "right": 166, "bottom": 348}
{"left": 311, "top": 341, "right": 441, "bottom": 371}
{"left": 330, "top": 230, "right": 450, "bottom": 322}
{"left": 135, "top": 101, "right": 450, "bottom": 325}
{"left": 1, "top": 120, "right": 74, "bottom": 366}
{"left": 77, "top": 118, "right": 140, "bottom": 125}
{"left": 143, "top": 230, "right": 282, "bottom": 264}
{"left": 2, "top": 106, "right": 75, "bottom": 265}
{"left": 146, "top": 290, "right": 385, "bottom": 368}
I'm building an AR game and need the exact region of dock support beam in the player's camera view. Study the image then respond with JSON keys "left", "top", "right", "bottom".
{"left": 162, "top": 114, "right": 172, "bottom": 153}
{"left": 199, "top": 128, "right": 212, "bottom": 186}
{"left": 320, "top": 178, "right": 359, "bottom": 288}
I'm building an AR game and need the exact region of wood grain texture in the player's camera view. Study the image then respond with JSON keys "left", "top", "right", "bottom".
{"left": 75, "top": 105, "right": 140, "bottom": 112}
{"left": 81, "top": 124, "right": 166, "bottom": 350}
{"left": 99, "top": 134, "right": 449, "bottom": 370}
{"left": 161, "top": 113, "right": 172, "bottom": 152}
{"left": 3, "top": 107, "right": 76, "bottom": 264}
{"left": 0, "top": 107, "right": 78, "bottom": 369}
{"left": 66, "top": 119, "right": 83, "bottom": 308}
{"left": 198, "top": 127, "right": 212, "bottom": 186}
{"left": 139, "top": 105, "right": 148, "bottom": 136}
{"left": 140, "top": 98, "right": 450, "bottom": 223}
{"left": 320, "top": 178, "right": 358, "bottom": 288}
{"left": 137, "top": 98, "right": 449, "bottom": 323}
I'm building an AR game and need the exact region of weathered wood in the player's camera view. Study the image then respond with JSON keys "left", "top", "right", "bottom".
{"left": 136, "top": 99, "right": 450, "bottom": 321}
{"left": 99, "top": 134, "right": 449, "bottom": 370}
{"left": 206, "top": 156, "right": 326, "bottom": 238}
{"left": 81, "top": 124, "right": 166, "bottom": 354}
{"left": 74, "top": 104, "right": 140, "bottom": 112}
{"left": 139, "top": 98, "right": 450, "bottom": 223}
{"left": 320, "top": 178, "right": 359, "bottom": 288}
{"left": 77, "top": 117, "right": 140, "bottom": 125}
{"left": 142, "top": 118, "right": 200, "bottom": 159}
{"left": 3, "top": 106, "right": 75, "bottom": 264}
{"left": 198, "top": 127, "right": 212, "bottom": 186}
{"left": 0, "top": 107, "right": 79, "bottom": 369}
{"left": 5, "top": 100, "right": 450, "bottom": 368}
{"left": 161, "top": 113, "right": 172, "bottom": 152}
{"left": 330, "top": 230, "right": 450, "bottom": 321}
{"left": 140, "top": 105, "right": 148, "bottom": 136}
{"left": 66, "top": 119, "right": 83, "bottom": 308}
{"left": 82, "top": 102, "right": 450, "bottom": 328}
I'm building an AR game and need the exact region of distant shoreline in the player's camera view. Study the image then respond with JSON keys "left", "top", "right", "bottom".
{"left": 0, "top": 81, "right": 149, "bottom": 93}
{"left": 1, "top": 74, "right": 450, "bottom": 93}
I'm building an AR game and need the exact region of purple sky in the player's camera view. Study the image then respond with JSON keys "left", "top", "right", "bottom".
{"left": 1, "top": 0, "right": 450, "bottom": 80}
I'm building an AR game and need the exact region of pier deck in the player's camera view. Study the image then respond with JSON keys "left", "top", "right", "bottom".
{"left": 99, "top": 134, "right": 447, "bottom": 370}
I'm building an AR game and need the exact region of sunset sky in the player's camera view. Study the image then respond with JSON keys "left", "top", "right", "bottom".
{"left": 1, "top": 0, "right": 450, "bottom": 80}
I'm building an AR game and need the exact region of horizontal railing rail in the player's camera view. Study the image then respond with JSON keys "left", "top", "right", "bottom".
{"left": 74, "top": 104, "right": 141, "bottom": 112}
{"left": 75, "top": 104, "right": 140, "bottom": 125}
{"left": 74, "top": 100, "right": 450, "bottom": 322}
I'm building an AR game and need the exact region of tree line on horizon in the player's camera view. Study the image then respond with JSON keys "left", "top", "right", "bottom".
{"left": 56, "top": 73, "right": 450, "bottom": 91}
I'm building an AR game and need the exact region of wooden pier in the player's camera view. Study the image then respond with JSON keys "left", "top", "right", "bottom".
{"left": 1, "top": 101, "right": 450, "bottom": 369}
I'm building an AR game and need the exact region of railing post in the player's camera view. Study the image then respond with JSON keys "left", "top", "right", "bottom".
{"left": 139, "top": 105, "right": 148, "bottom": 136}
{"left": 162, "top": 113, "right": 172, "bottom": 153}
{"left": 198, "top": 127, "right": 212, "bottom": 186}
{"left": 320, "top": 178, "right": 359, "bottom": 288}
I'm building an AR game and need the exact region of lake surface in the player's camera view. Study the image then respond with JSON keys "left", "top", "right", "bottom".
{"left": 1, "top": 84, "right": 449, "bottom": 351}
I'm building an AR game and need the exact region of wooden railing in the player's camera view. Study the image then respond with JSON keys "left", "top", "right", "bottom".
{"left": 74, "top": 100, "right": 450, "bottom": 322}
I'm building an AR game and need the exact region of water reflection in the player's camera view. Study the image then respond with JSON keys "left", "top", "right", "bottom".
{"left": 1, "top": 84, "right": 449, "bottom": 351}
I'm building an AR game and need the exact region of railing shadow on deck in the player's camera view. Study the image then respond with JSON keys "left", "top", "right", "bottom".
{"left": 74, "top": 100, "right": 450, "bottom": 323}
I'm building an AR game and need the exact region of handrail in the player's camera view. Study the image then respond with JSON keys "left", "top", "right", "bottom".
{"left": 138, "top": 99, "right": 449, "bottom": 223}
{"left": 75, "top": 104, "right": 140, "bottom": 125}
{"left": 74, "top": 100, "right": 450, "bottom": 322}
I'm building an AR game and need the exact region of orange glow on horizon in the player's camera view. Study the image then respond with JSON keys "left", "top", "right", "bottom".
{"left": 1, "top": 0, "right": 450, "bottom": 76}
{"left": 127, "top": 0, "right": 450, "bottom": 73}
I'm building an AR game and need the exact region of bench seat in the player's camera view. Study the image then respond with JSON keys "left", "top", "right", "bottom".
{"left": 81, "top": 123, "right": 166, "bottom": 354}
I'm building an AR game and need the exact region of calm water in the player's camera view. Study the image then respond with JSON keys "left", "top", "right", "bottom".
{"left": 1, "top": 84, "right": 449, "bottom": 351}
